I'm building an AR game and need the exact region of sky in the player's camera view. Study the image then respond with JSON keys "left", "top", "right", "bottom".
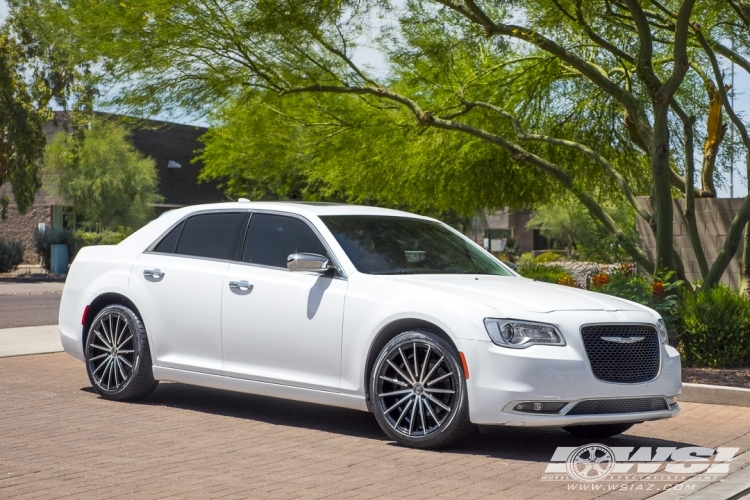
{"left": 2, "top": 0, "right": 748, "bottom": 197}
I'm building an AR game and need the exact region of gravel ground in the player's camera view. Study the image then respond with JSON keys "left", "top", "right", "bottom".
{"left": 683, "top": 367, "right": 750, "bottom": 389}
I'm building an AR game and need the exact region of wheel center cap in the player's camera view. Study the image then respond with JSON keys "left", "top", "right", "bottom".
{"left": 413, "top": 383, "right": 424, "bottom": 395}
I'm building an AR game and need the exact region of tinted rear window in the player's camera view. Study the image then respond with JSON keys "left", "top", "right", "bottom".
{"left": 154, "top": 221, "right": 184, "bottom": 254}
{"left": 174, "top": 213, "right": 243, "bottom": 260}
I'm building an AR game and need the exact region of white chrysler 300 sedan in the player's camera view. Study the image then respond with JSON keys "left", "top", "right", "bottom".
{"left": 59, "top": 202, "right": 681, "bottom": 448}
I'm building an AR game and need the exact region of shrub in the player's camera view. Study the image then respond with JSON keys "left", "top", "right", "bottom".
{"left": 518, "top": 262, "right": 574, "bottom": 285}
{"left": 533, "top": 251, "right": 564, "bottom": 263}
{"left": 34, "top": 227, "right": 75, "bottom": 271}
{"left": 594, "top": 269, "right": 682, "bottom": 340}
{"left": 0, "top": 238, "right": 24, "bottom": 273}
{"left": 73, "top": 228, "right": 131, "bottom": 254}
{"left": 679, "top": 285, "right": 750, "bottom": 368}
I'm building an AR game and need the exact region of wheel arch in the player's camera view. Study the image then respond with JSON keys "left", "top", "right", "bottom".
{"left": 82, "top": 293, "right": 145, "bottom": 353}
{"left": 363, "top": 318, "right": 458, "bottom": 412}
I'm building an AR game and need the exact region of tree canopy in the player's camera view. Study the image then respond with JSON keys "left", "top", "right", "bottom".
{"left": 20, "top": 0, "right": 750, "bottom": 287}
{"left": 44, "top": 121, "right": 162, "bottom": 231}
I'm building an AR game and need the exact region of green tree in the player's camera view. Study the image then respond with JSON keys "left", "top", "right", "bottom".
{"left": 25, "top": 0, "right": 750, "bottom": 288}
{"left": 0, "top": 1, "right": 95, "bottom": 218}
{"left": 44, "top": 121, "right": 162, "bottom": 230}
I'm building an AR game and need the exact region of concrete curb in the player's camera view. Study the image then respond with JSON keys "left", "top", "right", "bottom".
{"left": 680, "top": 383, "right": 750, "bottom": 408}
{"left": 0, "top": 325, "right": 63, "bottom": 357}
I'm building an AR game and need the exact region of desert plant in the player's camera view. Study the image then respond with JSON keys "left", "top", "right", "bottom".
{"left": 679, "top": 286, "right": 750, "bottom": 368}
{"left": 0, "top": 237, "right": 24, "bottom": 273}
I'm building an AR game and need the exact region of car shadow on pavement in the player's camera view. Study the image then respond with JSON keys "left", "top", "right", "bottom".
{"left": 86, "top": 382, "right": 700, "bottom": 462}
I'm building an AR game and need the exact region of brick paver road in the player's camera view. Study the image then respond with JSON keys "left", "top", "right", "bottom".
{"left": 2, "top": 353, "right": 750, "bottom": 499}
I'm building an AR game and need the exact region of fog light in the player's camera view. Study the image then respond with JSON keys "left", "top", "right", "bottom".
{"left": 666, "top": 395, "right": 679, "bottom": 405}
{"left": 513, "top": 402, "right": 567, "bottom": 414}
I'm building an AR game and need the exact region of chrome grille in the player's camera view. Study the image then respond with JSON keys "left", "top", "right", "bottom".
{"left": 581, "top": 324, "right": 660, "bottom": 383}
{"left": 567, "top": 397, "right": 668, "bottom": 415}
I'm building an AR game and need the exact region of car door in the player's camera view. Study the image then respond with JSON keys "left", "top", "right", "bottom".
{"left": 130, "top": 211, "right": 245, "bottom": 374}
{"left": 221, "top": 212, "right": 347, "bottom": 391}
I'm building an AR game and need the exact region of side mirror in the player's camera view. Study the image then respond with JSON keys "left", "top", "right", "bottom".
{"left": 287, "top": 253, "right": 331, "bottom": 273}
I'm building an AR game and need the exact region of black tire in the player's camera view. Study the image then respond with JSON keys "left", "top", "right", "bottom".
{"left": 370, "top": 331, "right": 471, "bottom": 449}
{"left": 563, "top": 423, "right": 635, "bottom": 439}
{"left": 85, "top": 304, "right": 159, "bottom": 401}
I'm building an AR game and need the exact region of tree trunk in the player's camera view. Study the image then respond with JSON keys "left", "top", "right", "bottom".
{"left": 651, "top": 106, "right": 675, "bottom": 273}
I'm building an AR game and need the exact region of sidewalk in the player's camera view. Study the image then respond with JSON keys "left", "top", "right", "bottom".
{"left": 0, "top": 325, "right": 63, "bottom": 357}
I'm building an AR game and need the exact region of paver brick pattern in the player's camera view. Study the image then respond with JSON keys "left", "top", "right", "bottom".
{"left": 2, "top": 353, "right": 750, "bottom": 499}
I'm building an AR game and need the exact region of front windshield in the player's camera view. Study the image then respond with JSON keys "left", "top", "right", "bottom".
{"left": 320, "top": 215, "right": 513, "bottom": 276}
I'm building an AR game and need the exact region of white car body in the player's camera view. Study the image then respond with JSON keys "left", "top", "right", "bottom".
{"left": 59, "top": 202, "right": 681, "bottom": 427}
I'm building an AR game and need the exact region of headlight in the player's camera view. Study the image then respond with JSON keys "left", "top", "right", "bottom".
{"left": 484, "top": 319, "right": 566, "bottom": 348}
{"left": 657, "top": 319, "right": 669, "bottom": 345}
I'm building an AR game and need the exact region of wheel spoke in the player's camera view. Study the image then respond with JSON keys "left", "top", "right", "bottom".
{"left": 424, "top": 388, "right": 455, "bottom": 394}
{"left": 422, "top": 355, "right": 444, "bottom": 385}
{"left": 102, "top": 318, "right": 113, "bottom": 347}
{"left": 418, "top": 396, "right": 427, "bottom": 435}
{"left": 92, "top": 356, "right": 110, "bottom": 376}
{"left": 90, "top": 353, "right": 108, "bottom": 361}
{"left": 412, "top": 343, "right": 419, "bottom": 384}
{"left": 419, "top": 346, "right": 431, "bottom": 382}
{"left": 117, "top": 334, "right": 133, "bottom": 350}
{"left": 113, "top": 315, "right": 122, "bottom": 347}
{"left": 91, "top": 343, "right": 110, "bottom": 352}
{"left": 407, "top": 397, "right": 418, "bottom": 435}
{"left": 113, "top": 357, "right": 120, "bottom": 387}
{"left": 423, "top": 398, "right": 441, "bottom": 427}
{"left": 398, "top": 348, "right": 417, "bottom": 384}
{"left": 393, "top": 398, "right": 414, "bottom": 428}
{"left": 379, "top": 375, "right": 408, "bottom": 388}
{"left": 93, "top": 330, "right": 112, "bottom": 350}
{"left": 378, "top": 389, "right": 412, "bottom": 397}
{"left": 116, "top": 357, "right": 127, "bottom": 382}
{"left": 108, "top": 315, "right": 115, "bottom": 347}
{"left": 384, "top": 394, "right": 413, "bottom": 415}
{"left": 119, "top": 356, "right": 133, "bottom": 369}
{"left": 386, "top": 359, "right": 415, "bottom": 386}
{"left": 117, "top": 350, "right": 135, "bottom": 354}
{"left": 424, "top": 393, "right": 451, "bottom": 412}
{"left": 426, "top": 371, "right": 452, "bottom": 387}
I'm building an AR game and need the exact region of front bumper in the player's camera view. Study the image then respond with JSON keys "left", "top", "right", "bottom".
{"left": 459, "top": 313, "right": 682, "bottom": 426}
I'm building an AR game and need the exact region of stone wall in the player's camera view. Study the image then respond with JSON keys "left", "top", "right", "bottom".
{"left": 0, "top": 204, "right": 51, "bottom": 263}
{"left": 635, "top": 196, "right": 746, "bottom": 288}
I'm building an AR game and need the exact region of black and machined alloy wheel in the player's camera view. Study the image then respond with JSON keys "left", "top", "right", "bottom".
{"left": 85, "top": 304, "right": 159, "bottom": 401}
{"left": 563, "top": 423, "right": 635, "bottom": 439}
{"left": 370, "top": 331, "right": 471, "bottom": 449}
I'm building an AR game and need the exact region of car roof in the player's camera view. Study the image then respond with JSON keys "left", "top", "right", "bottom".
{"left": 172, "top": 201, "right": 431, "bottom": 220}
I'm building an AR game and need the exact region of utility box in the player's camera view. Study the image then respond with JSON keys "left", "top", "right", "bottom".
{"left": 50, "top": 244, "right": 69, "bottom": 275}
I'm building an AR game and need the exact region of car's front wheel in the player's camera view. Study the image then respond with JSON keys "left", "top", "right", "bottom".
{"left": 563, "top": 423, "right": 635, "bottom": 439}
{"left": 370, "top": 331, "right": 471, "bottom": 449}
{"left": 85, "top": 304, "right": 159, "bottom": 401}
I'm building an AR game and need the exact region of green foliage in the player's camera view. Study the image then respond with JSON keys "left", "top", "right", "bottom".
{"left": 528, "top": 197, "right": 637, "bottom": 263}
{"left": 533, "top": 251, "right": 564, "bottom": 263}
{"left": 679, "top": 285, "right": 750, "bottom": 368}
{"left": 0, "top": 237, "right": 24, "bottom": 272}
{"left": 0, "top": 3, "right": 95, "bottom": 217}
{"left": 44, "top": 121, "right": 162, "bottom": 231}
{"left": 595, "top": 269, "right": 683, "bottom": 338}
{"left": 33, "top": 227, "right": 74, "bottom": 271}
{"left": 517, "top": 262, "right": 572, "bottom": 285}
{"left": 73, "top": 228, "right": 131, "bottom": 250}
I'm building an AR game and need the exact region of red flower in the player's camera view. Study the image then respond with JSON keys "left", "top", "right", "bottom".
{"left": 591, "top": 273, "right": 610, "bottom": 287}
{"left": 652, "top": 281, "right": 665, "bottom": 299}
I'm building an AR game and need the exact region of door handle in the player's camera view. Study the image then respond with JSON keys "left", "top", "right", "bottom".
{"left": 229, "top": 280, "right": 253, "bottom": 292}
{"left": 143, "top": 269, "right": 165, "bottom": 280}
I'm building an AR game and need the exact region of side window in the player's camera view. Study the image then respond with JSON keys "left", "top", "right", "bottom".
{"left": 174, "top": 213, "right": 243, "bottom": 260}
{"left": 153, "top": 221, "right": 185, "bottom": 254}
{"left": 242, "top": 214, "right": 328, "bottom": 268}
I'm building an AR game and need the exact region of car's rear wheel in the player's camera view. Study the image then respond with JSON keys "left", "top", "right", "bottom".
{"left": 370, "top": 331, "right": 471, "bottom": 449}
{"left": 563, "top": 423, "right": 634, "bottom": 439}
{"left": 85, "top": 304, "right": 158, "bottom": 401}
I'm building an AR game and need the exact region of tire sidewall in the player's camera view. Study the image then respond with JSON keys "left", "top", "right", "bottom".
{"left": 85, "top": 304, "right": 146, "bottom": 399}
{"left": 370, "top": 330, "right": 468, "bottom": 447}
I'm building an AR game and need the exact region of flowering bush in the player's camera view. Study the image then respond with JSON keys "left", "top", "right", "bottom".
{"left": 590, "top": 272, "right": 610, "bottom": 287}
{"left": 557, "top": 276, "right": 581, "bottom": 288}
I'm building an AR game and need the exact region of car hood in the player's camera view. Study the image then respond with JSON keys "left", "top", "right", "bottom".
{"left": 384, "top": 275, "right": 645, "bottom": 313}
